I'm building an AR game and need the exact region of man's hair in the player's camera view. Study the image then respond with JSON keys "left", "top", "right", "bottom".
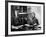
{"left": 32, "top": 12, "right": 35, "bottom": 16}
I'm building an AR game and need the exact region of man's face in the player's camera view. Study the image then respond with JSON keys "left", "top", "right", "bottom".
{"left": 24, "top": 17, "right": 27, "bottom": 20}
{"left": 28, "top": 13, "right": 35, "bottom": 20}
{"left": 31, "top": 13, "right": 35, "bottom": 18}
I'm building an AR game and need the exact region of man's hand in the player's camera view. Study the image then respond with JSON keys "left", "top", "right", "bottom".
{"left": 34, "top": 23, "right": 37, "bottom": 25}
{"left": 25, "top": 24, "right": 30, "bottom": 27}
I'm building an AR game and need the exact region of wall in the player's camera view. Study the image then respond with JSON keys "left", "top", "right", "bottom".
{"left": 0, "top": 0, "right": 46, "bottom": 37}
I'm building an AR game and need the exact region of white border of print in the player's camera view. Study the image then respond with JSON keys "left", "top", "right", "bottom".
{"left": 8, "top": 2, "right": 43, "bottom": 35}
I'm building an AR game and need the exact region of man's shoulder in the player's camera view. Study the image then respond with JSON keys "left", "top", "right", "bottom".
{"left": 33, "top": 17, "right": 38, "bottom": 21}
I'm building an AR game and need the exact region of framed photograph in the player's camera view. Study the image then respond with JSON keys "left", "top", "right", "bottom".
{"left": 5, "top": 1, "right": 45, "bottom": 36}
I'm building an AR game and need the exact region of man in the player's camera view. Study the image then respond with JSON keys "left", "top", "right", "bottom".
{"left": 27, "top": 12, "right": 39, "bottom": 30}
{"left": 31, "top": 12, "right": 39, "bottom": 25}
